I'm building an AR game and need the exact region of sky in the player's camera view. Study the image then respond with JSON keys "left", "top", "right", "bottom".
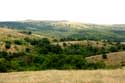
{"left": 0, "top": 0, "right": 125, "bottom": 24}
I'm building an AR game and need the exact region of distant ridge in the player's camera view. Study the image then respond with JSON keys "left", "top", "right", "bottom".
{"left": 0, "top": 20, "right": 125, "bottom": 41}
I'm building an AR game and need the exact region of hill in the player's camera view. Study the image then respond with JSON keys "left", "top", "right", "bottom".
{"left": 0, "top": 28, "right": 48, "bottom": 53}
{"left": 86, "top": 51, "right": 125, "bottom": 67}
{"left": 0, "top": 21, "right": 125, "bottom": 72}
{"left": 0, "top": 20, "right": 125, "bottom": 41}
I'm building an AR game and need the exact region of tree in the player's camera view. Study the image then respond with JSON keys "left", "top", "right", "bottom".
{"left": 38, "top": 38, "right": 50, "bottom": 46}
{"left": 14, "top": 40, "right": 25, "bottom": 45}
{"left": 63, "top": 42, "right": 67, "bottom": 47}
{"left": 109, "top": 46, "right": 118, "bottom": 52}
{"left": 101, "top": 47, "right": 107, "bottom": 59}
{"left": 25, "top": 48, "right": 31, "bottom": 52}
{"left": 5, "top": 41, "right": 11, "bottom": 49}
{"left": 102, "top": 53, "right": 107, "bottom": 59}
{"left": 50, "top": 44, "right": 62, "bottom": 54}
{"left": 28, "top": 31, "right": 32, "bottom": 35}
{"left": 0, "top": 58, "right": 8, "bottom": 72}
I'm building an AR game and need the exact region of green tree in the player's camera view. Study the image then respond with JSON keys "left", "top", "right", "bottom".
{"left": 101, "top": 47, "right": 107, "bottom": 59}
{"left": 5, "top": 41, "right": 11, "bottom": 49}
{"left": 0, "top": 58, "right": 8, "bottom": 72}
{"left": 102, "top": 53, "right": 107, "bottom": 59}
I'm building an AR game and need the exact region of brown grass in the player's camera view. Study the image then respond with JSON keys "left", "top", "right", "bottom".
{"left": 0, "top": 28, "right": 40, "bottom": 53}
{"left": 53, "top": 40, "right": 111, "bottom": 48}
{"left": 86, "top": 51, "right": 125, "bottom": 66}
{"left": 0, "top": 69, "right": 125, "bottom": 83}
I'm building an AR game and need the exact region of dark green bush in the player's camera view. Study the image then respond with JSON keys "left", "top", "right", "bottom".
{"left": 0, "top": 58, "right": 8, "bottom": 72}
{"left": 14, "top": 40, "right": 25, "bottom": 45}
{"left": 5, "top": 41, "right": 11, "bottom": 49}
{"left": 102, "top": 53, "right": 107, "bottom": 59}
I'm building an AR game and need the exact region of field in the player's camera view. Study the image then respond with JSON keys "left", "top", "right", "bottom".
{"left": 0, "top": 69, "right": 125, "bottom": 83}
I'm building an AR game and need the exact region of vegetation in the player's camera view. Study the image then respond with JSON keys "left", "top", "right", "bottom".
{"left": 0, "top": 34, "right": 125, "bottom": 72}
{"left": 0, "top": 21, "right": 125, "bottom": 72}
{"left": 5, "top": 41, "right": 11, "bottom": 49}
{"left": 0, "top": 21, "right": 125, "bottom": 41}
{"left": 102, "top": 53, "right": 107, "bottom": 59}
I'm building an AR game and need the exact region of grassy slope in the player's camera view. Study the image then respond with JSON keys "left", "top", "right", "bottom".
{"left": 0, "top": 69, "right": 125, "bottom": 83}
{"left": 53, "top": 40, "right": 111, "bottom": 48}
{"left": 86, "top": 51, "right": 125, "bottom": 66}
{"left": 0, "top": 28, "right": 29, "bottom": 52}
{"left": 0, "top": 28, "right": 48, "bottom": 53}
{"left": 0, "top": 21, "right": 125, "bottom": 40}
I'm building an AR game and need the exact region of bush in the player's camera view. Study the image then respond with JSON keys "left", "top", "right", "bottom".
{"left": 5, "top": 41, "right": 11, "bottom": 49}
{"left": 14, "top": 40, "right": 25, "bottom": 45}
{"left": 102, "top": 53, "right": 107, "bottom": 59}
{"left": 38, "top": 38, "right": 50, "bottom": 46}
{"left": 86, "top": 62, "right": 105, "bottom": 69}
{"left": 25, "top": 48, "right": 31, "bottom": 52}
{"left": 20, "top": 31, "right": 32, "bottom": 35}
{"left": 109, "top": 46, "right": 118, "bottom": 52}
{"left": 63, "top": 42, "right": 67, "bottom": 47}
{"left": 0, "top": 58, "right": 8, "bottom": 72}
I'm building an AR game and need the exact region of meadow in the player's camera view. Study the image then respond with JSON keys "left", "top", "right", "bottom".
{"left": 0, "top": 69, "right": 125, "bottom": 83}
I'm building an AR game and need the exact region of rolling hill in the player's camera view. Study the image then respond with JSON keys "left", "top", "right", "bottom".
{"left": 0, "top": 21, "right": 125, "bottom": 72}
{"left": 0, "top": 20, "right": 125, "bottom": 41}
{"left": 86, "top": 51, "right": 125, "bottom": 67}
{"left": 0, "top": 28, "right": 49, "bottom": 53}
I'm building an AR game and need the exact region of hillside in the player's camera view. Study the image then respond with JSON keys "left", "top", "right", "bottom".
{"left": 86, "top": 51, "right": 125, "bottom": 67}
{"left": 0, "top": 21, "right": 125, "bottom": 41}
{"left": 0, "top": 21, "right": 125, "bottom": 72}
{"left": 0, "top": 28, "right": 48, "bottom": 53}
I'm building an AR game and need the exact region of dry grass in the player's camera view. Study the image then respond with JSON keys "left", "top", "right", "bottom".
{"left": 53, "top": 40, "right": 108, "bottom": 48}
{"left": 0, "top": 28, "right": 40, "bottom": 53}
{"left": 86, "top": 51, "right": 125, "bottom": 66}
{"left": 0, "top": 69, "right": 125, "bottom": 83}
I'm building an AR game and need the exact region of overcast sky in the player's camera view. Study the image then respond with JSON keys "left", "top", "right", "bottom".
{"left": 0, "top": 0, "right": 125, "bottom": 24}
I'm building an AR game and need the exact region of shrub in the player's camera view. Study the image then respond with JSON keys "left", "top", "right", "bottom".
{"left": 0, "top": 58, "right": 8, "bottom": 72}
{"left": 38, "top": 38, "right": 50, "bottom": 46}
{"left": 20, "top": 31, "right": 32, "bottom": 35}
{"left": 63, "top": 42, "right": 67, "bottom": 47}
{"left": 109, "top": 46, "right": 118, "bottom": 52}
{"left": 5, "top": 41, "right": 11, "bottom": 49}
{"left": 86, "top": 62, "right": 105, "bottom": 69}
{"left": 25, "top": 48, "right": 31, "bottom": 52}
{"left": 102, "top": 53, "right": 107, "bottom": 59}
{"left": 14, "top": 40, "right": 25, "bottom": 45}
